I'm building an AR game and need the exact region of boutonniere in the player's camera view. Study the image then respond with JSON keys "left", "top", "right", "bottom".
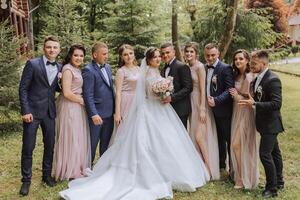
{"left": 212, "top": 74, "right": 218, "bottom": 91}
{"left": 256, "top": 85, "right": 263, "bottom": 101}
{"left": 167, "top": 76, "right": 174, "bottom": 81}
{"left": 57, "top": 72, "right": 62, "bottom": 89}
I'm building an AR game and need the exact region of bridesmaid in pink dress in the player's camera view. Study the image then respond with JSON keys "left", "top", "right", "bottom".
{"left": 229, "top": 49, "right": 259, "bottom": 189}
{"left": 111, "top": 44, "right": 139, "bottom": 143}
{"left": 52, "top": 44, "right": 91, "bottom": 181}
{"left": 184, "top": 42, "right": 220, "bottom": 180}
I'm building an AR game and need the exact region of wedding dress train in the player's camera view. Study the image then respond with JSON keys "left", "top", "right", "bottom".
{"left": 59, "top": 60, "right": 209, "bottom": 200}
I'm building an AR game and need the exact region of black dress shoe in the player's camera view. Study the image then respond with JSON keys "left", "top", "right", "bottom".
{"left": 19, "top": 182, "right": 30, "bottom": 196}
{"left": 262, "top": 190, "right": 278, "bottom": 198}
{"left": 42, "top": 176, "right": 56, "bottom": 187}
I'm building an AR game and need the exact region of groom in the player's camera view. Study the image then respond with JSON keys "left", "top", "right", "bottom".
{"left": 19, "top": 36, "right": 61, "bottom": 196}
{"left": 160, "top": 42, "right": 193, "bottom": 128}
{"left": 239, "top": 50, "right": 284, "bottom": 198}
{"left": 83, "top": 42, "right": 114, "bottom": 165}
{"left": 204, "top": 43, "right": 234, "bottom": 172}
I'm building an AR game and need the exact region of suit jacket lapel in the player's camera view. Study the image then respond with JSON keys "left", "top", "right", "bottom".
{"left": 105, "top": 65, "right": 114, "bottom": 88}
{"left": 39, "top": 57, "right": 50, "bottom": 86}
{"left": 93, "top": 62, "right": 111, "bottom": 88}
{"left": 168, "top": 59, "right": 176, "bottom": 77}
{"left": 255, "top": 69, "right": 270, "bottom": 101}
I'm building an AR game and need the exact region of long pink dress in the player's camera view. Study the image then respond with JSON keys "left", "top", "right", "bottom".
{"left": 230, "top": 73, "right": 259, "bottom": 189}
{"left": 52, "top": 64, "right": 91, "bottom": 181}
{"left": 109, "top": 66, "right": 139, "bottom": 145}
{"left": 117, "top": 66, "right": 139, "bottom": 119}
{"left": 189, "top": 61, "right": 220, "bottom": 180}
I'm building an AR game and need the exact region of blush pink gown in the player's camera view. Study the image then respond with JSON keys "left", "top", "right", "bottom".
{"left": 230, "top": 73, "right": 259, "bottom": 189}
{"left": 109, "top": 66, "right": 139, "bottom": 145}
{"left": 189, "top": 61, "right": 220, "bottom": 180}
{"left": 117, "top": 66, "right": 139, "bottom": 119}
{"left": 52, "top": 64, "right": 91, "bottom": 181}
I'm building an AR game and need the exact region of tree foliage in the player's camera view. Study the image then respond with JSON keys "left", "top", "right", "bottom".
{"left": 102, "top": 0, "right": 160, "bottom": 62}
{"left": 38, "top": 0, "right": 90, "bottom": 59}
{"left": 246, "top": 0, "right": 289, "bottom": 33}
{"left": 192, "top": 0, "right": 278, "bottom": 61}
{"left": 0, "top": 21, "right": 23, "bottom": 110}
{"left": 290, "top": 0, "right": 300, "bottom": 16}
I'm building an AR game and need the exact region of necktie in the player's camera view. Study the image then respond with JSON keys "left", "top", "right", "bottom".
{"left": 46, "top": 61, "right": 56, "bottom": 66}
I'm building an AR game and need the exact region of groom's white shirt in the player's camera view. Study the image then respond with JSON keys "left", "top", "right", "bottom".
{"left": 165, "top": 57, "right": 176, "bottom": 77}
{"left": 254, "top": 67, "right": 268, "bottom": 92}
{"left": 206, "top": 59, "right": 219, "bottom": 96}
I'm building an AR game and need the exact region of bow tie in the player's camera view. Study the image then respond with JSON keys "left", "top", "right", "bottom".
{"left": 207, "top": 65, "right": 214, "bottom": 69}
{"left": 99, "top": 64, "right": 105, "bottom": 69}
{"left": 46, "top": 61, "right": 56, "bottom": 66}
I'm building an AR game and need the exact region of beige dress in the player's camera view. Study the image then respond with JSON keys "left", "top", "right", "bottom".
{"left": 230, "top": 73, "right": 259, "bottom": 189}
{"left": 52, "top": 64, "right": 91, "bottom": 181}
{"left": 189, "top": 61, "right": 220, "bottom": 180}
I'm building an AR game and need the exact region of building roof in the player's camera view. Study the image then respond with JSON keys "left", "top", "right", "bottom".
{"left": 289, "top": 15, "right": 300, "bottom": 26}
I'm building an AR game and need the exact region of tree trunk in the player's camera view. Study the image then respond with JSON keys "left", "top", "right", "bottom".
{"left": 172, "top": 0, "right": 183, "bottom": 61}
{"left": 218, "top": 0, "right": 238, "bottom": 60}
{"left": 89, "top": 1, "right": 96, "bottom": 32}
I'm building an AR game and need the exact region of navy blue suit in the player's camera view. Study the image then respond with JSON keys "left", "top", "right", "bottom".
{"left": 19, "top": 56, "right": 61, "bottom": 183}
{"left": 206, "top": 60, "right": 234, "bottom": 170}
{"left": 82, "top": 61, "right": 114, "bottom": 163}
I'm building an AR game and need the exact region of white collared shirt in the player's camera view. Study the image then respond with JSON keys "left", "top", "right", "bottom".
{"left": 255, "top": 67, "right": 268, "bottom": 92}
{"left": 165, "top": 57, "right": 176, "bottom": 77}
{"left": 206, "top": 59, "right": 219, "bottom": 96}
{"left": 43, "top": 55, "right": 58, "bottom": 85}
{"left": 98, "top": 64, "right": 110, "bottom": 86}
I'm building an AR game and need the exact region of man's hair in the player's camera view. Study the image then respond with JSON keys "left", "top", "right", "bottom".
{"left": 252, "top": 50, "right": 269, "bottom": 60}
{"left": 43, "top": 35, "right": 59, "bottom": 46}
{"left": 204, "top": 43, "right": 218, "bottom": 50}
{"left": 160, "top": 42, "right": 174, "bottom": 49}
{"left": 92, "top": 42, "right": 108, "bottom": 54}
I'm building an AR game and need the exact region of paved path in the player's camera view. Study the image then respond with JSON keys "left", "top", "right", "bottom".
{"left": 272, "top": 57, "right": 300, "bottom": 64}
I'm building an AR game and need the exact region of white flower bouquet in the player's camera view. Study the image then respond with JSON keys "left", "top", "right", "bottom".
{"left": 151, "top": 76, "right": 174, "bottom": 99}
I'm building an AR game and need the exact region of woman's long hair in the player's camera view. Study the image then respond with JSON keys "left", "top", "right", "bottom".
{"left": 232, "top": 49, "right": 250, "bottom": 79}
{"left": 117, "top": 44, "right": 137, "bottom": 68}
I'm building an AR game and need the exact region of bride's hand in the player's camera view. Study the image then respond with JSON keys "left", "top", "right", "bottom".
{"left": 114, "top": 114, "right": 122, "bottom": 126}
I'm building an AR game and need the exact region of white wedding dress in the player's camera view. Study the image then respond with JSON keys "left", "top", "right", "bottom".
{"left": 59, "top": 59, "right": 209, "bottom": 200}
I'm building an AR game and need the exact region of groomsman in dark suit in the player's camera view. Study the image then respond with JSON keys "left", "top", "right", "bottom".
{"left": 160, "top": 43, "right": 193, "bottom": 128}
{"left": 239, "top": 50, "right": 284, "bottom": 198}
{"left": 204, "top": 43, "right": 234, "bottom": 173}
{"left": 83, "top": 42, "right": 114, "bottom": 164}
{"left": 19, "top": 36, "right": 61, "bottom": 196}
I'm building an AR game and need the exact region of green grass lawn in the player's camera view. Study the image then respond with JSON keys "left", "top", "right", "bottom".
{"left": 1, "top": 72, "right": 300, "bottom": 200}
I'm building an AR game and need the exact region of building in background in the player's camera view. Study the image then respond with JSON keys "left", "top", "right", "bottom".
{"left": 288, "top": 14, "right": 300, "bottom": 46}
{"left": 0, "top": 0, "right": 39, "bottom": 52}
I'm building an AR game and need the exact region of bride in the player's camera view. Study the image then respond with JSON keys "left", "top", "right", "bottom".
{"left": 59, "top": 47, "right": 210, "bottom": 200}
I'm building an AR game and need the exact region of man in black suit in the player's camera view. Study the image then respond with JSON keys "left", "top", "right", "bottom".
{"left": 160, "top": 43, "right": 193, "bottom": 128}
{"left": 18, "top": 36, "right": 62, "bottom": 196}
{"left": 204, "top": 43, "right": 234, "bottom": 173}
{"left": 239, "top": 50, "right": 284, "bottom": 198}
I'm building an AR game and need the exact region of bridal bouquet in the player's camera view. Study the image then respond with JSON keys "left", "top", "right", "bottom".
{"left": 151, "top": 76, "right": 174, "bottom": 99}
